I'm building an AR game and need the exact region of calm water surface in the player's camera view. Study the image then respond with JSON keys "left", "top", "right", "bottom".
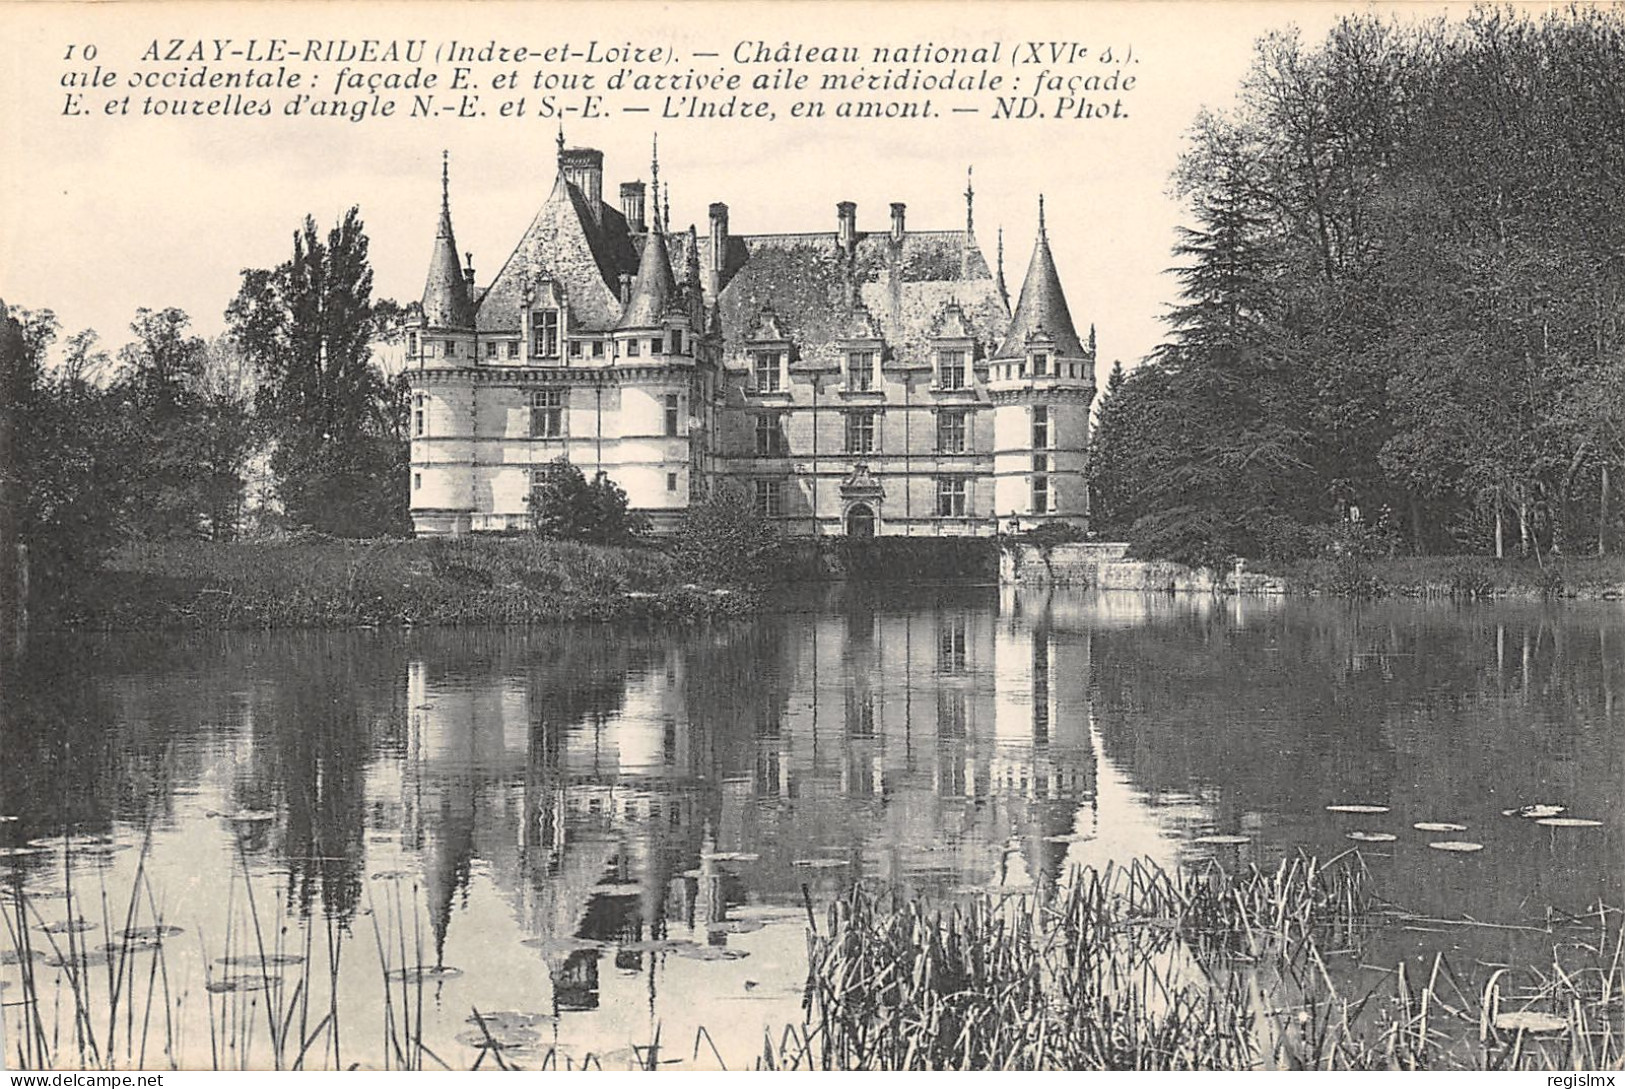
{"left": 2, "top": 587, "right": 1620, "bottom": 1068}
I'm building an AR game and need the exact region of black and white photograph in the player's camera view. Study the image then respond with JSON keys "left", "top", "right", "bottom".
{"left": 0, "top": 0, "right": 1620, "bottom": 1074}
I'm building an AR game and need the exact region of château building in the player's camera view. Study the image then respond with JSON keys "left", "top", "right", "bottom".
{"left": 405, "top": 139, "right": 1097, "bottom": 536}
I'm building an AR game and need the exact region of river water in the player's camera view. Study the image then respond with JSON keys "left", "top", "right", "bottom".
{"left": 1, "top": 587, "right": 1620, "bottom": 1069}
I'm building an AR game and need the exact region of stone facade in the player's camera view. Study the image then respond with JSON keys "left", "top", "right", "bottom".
{"left": 406, "top": 145, "right": 1097, "bottom": 537}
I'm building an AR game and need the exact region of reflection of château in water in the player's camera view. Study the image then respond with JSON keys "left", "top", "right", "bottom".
{"left": 385, "top": 591, "right": 1097, "bottom": 1005}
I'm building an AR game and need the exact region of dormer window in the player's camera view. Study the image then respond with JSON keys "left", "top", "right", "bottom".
{"left": 671, "top": 329, "right": 684, "bottom": 355}
{"left": 938, "top": 349, "right": 967, "bottom": 390}
{"left": 407, "top": 332, "right": 419, "bottom": 358}
{"left": 531, "top": 311, "right": 559, "bottom": 358}
{"left": 1032, "top": 353, "right": 1050, "bottom": 377}
{"left": 847, "top": 351, "right": 876, "bottom": 392}
{"left": 754, "top": 350, "right": 784, "bottom": 393}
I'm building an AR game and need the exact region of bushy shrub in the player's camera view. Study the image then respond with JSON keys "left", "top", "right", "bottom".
{"left": 526, "top": 458, "right": 647, "bottom": 545}
{"left": 671, "top": 485, "right": 780, "bottom": 586}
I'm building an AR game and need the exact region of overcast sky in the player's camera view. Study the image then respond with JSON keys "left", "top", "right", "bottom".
{"left": 1, "top": 1, "right": 1535, "bottom": 383}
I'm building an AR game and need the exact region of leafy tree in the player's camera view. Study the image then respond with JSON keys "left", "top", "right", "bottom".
{"left": 228, "top": 207, "right": 407, "bottom": 537}
{"left": 672, "top": 484, "right": 780, "bottom": 586}
{"left": 526, "top": 458, "right": 645, "bottom": 545}
{"left": 1, "top": 305, "right": 133, "bottom": 601}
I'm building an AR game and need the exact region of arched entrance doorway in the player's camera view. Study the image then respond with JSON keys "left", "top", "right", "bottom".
{"left": 845, "top": 503, "right": 875, "bottom": 538}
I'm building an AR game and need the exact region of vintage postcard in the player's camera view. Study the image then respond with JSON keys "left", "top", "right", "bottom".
{"left": 1, "top": 0, "right": 1620, "bottom": 1075}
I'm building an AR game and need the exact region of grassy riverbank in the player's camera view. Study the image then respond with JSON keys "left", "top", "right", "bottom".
{"left": 1254, "top": 554, "right": 1625, "bottom": 600}
{"left": 46, "top": 537, "right": 751, "bottom": 632}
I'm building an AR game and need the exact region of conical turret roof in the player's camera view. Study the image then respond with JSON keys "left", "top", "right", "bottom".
{"left": 618, "top": 224, "right": 679, "bottom": 329}
{"left": 420, "top": 154, "right": 476, "bottom": 330}
{"left": 994, "top": 199, "right": 1085, "bottom": 360}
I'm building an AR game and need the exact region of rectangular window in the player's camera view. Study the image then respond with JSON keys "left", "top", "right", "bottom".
{"left": 1032, "top": 475, "right": 1049, "bottom": 514}
{"left": 845, "top": 410, "right": 876, "bottom": 454}
{"left": 1032, "top": 405, "right": 1050, "bottom": 448}
{"left": 754, "top": 351, "right": 782, "bottom": 393}
{"left": 665, "top": 393, "right": 680, "bottom": 437}
{"left": 507, "top": 341, "right": 520, "bottom": 360}
{"left": 413, "top": 472, "right": 422, "bottom": 491}
{"left": 627, "top": 338, "right": 640, "bottom": 358}
{"left": 936, "top": 410, "right": 967, "bottom": 454}
{"left": 650, "top": 338, "right": 661, "bottom": 357}
{"left": 755, "top": 413, "right": 786, "bottom": 456}
{"left": 846, "top": 691, "right": 876, "bottom": 738}
{"left": 485, "top": 341, "right": 498, "bottom": 360}
{"left": 938, "top": 349, "right": 966, "bottom": 390}
{"left": 938, "top": 689, "right": 968, "bottom": 739}
{"left": 848, "top": 351, "right": 875, "bottom": 392}
{"left": 937, "top": 475, "right": 967, "bottom": 517}
{"left": 671, "top": 329, "right": 684, "bottom": 355}
{"left": 938, "top": 617, "right": 969, "bottom": 673}
{"left": 407, "top": 332, "right": 419, "bottom": 358}
{"left": 1032, "top": 453, "right": 1049, "bottom": 474}
{"left": 592, "top": 340, "right": 604, "bottom": 359}
{"left": 1033, "top": 353, "right": 1049, "bottom": 377}
{"left": 531, "top": 311, "right": 559, "bottom": 358}
{"left": 413, "top": 393, "right": 425, "bottom": 437}
{"left": 569, "top": 340, "right": 583, "bottom": 358}
{"left": 754, "top": 479, "right": 782, "bottom": 517}
{"left": 444, "top": 340, "right": 456, "bottom": 357}
{"left": 529, "top": 388, "right": 564, "bottom": 438}
{"left": 667, "top": 471, "right": 679, "bottom": 492}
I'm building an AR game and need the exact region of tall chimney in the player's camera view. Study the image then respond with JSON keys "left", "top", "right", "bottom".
{"left": 464, "top": 251, "right": 476, "bottom": 287}
{"left": 707, "top": 201, "right": 729, "bottom": 296}
{"left": 559, "top": 148, "right": 604, "bottom": 224}
{"left": 837, "top": 201, "right": 857, "bottom": 256}
{"left": 619, "top": 272, "right": 633, "bottom": 307}
{"left": 620, "top": 181, "right": 646, "bottom": 232}
{"left": 890, "top": 202, "right": 906, "bottom": 243}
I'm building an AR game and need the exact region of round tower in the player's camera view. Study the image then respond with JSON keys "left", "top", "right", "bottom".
{"left": 988, "top": 197, "right": 1096, "bottom": 532}
{"left": 408, "top": 151, "right": 481, "bottom": 535}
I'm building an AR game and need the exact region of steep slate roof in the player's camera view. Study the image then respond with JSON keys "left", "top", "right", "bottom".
{"left": 707, "top": 230, "right": 1009, "bottom": 364}
{"left": 461, "top": 153, "right": 1040, "bottom": 359}
{"left": 618, "top": 226, "right": 679, "bottom": 329}
{"left": 995, "top": 210, "right": 1086, "bottom": 360}
{"left": 420, "top": 161, "right": 476, "bottom": 330}
{"left": 474, "top": 171, "right": 639, "bottom": 334}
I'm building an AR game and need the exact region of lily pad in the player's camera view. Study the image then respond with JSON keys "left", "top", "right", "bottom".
{"left": 27, "top": 835, "right": 112, "bottom": 850}
{"left": 1535, "top": 817, "right": 1602, "bottom": 828}
{"left": 45, "top": 950, "right": 111, "bottom": 969}
{"left": 122, "top": 925, "right": 185, "bottom": 942}
{"left": 385, "top": 965, "right": 463, "bottom": 982}
{"left": 217, "top": 953, "right": 307, "bottom": 968}
{"left": 1428, "top": 841, "right": 1484, "bottom": 853}
{"left": 369, "top": 870, "right": 414, "bottom": 881}
{"left": 1345, "top": 831, "right": 1397, "bottom": 843}
{"left": 223, "top": 810, "right": 277, "bottom": 824}
{"left": 1493, "top": 1010, "right": 1567, "bottom": 1033}
{"left": 706, "top": 918, "right": 766, "bottom": 935}
{"left": 616, "top": 939, "right": 682, "bottom": 954}
{"left": 700, "top": 852, "right": 760, "bottom": 863}
{"left": 1193, "top": 834, "right": 1251, "bottom": 845}
{"left": 1413, "top": 822, "right": 1467, "bottom": 832}
{"left": 205, "top": 974, "right": 277, "bottom": 994}
{"left": 669, "top": 943, "right": 749, "bottom": 962}
{"left": 456, "top": 1025, "right": 541, "bottom": 1051}
{"left": 1, "top": 948, "right": 42, "bottom": 965}
{"left": 790, "top": 859, "right": 850, "bottom": 869}
{"left": 519, "top": 936, "right": 603, "bottom": 956}
{"left": 1326, "top": 804, "right": 1390, "bottom": 814}
{"left": 1503, "top": 804, "right": 1564, "bottom": 819}
{"left": 40, "top": 919, "right": 96, "bottom": 935}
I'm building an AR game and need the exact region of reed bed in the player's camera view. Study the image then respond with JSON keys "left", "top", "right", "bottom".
{"left": 779, "top": 854, "right": 1622, "bottom": 1071}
